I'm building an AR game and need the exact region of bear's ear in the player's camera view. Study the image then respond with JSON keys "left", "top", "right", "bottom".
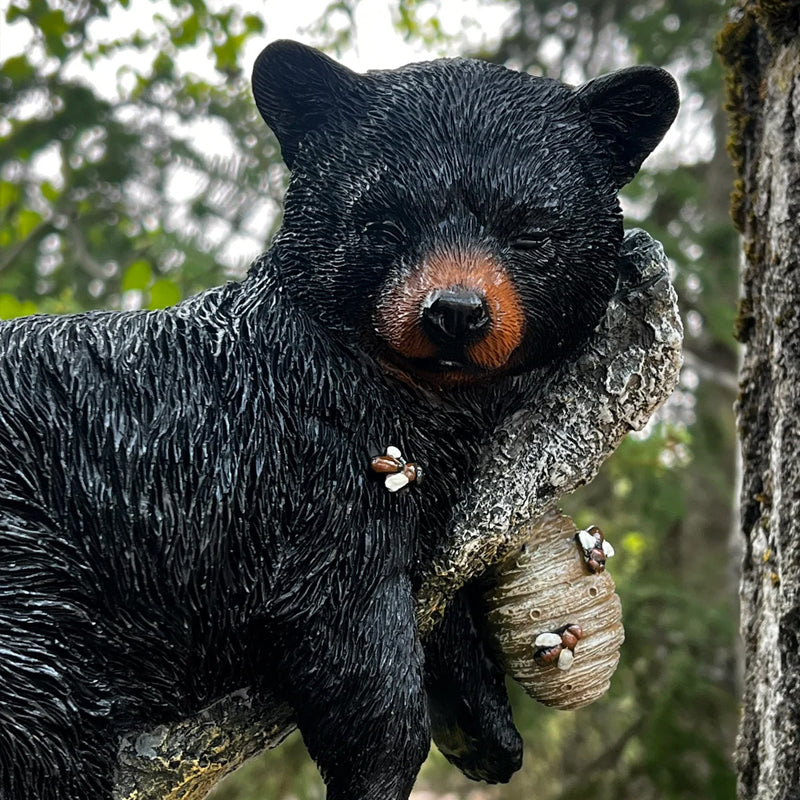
{"left": 252, "top": 40, "right": 362, "bottom": 168}
{"left": 576, "top": 66, "right": 679, "bottom": 188}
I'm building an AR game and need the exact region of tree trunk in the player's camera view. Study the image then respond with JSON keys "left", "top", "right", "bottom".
{"left": 113, "top": 230, "right": 682, "bottom": 799}
{"left": 718, "top": 4, "right": 800, "bottom": 798}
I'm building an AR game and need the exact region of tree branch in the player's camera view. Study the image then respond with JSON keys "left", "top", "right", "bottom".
{"left": 66, "top": 220, "right": 112, "bottom": 280}
{"left": 415, "top": 229, "right": 683, "bottom": 635}
{"left": 682, "top": 348, "right": 738, "bottom": 392}
{"left": 0, "top": 220, "right": 51, "bottom": 274}
{"left": 112, "top": 229, "right": 682, "bottom": 800}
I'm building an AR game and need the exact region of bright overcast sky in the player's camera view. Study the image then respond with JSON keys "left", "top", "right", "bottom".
{"left": 260, "top": 0, "right": 515, "bottom": 69}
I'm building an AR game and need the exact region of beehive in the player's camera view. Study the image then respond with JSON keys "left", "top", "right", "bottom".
{"left": 483, "top": 509, "right": 624, "bottom": 710}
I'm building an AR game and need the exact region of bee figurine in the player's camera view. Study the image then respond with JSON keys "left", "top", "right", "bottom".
{"left": 576, "top": 524, "right": 615, "bottom": 573}
{"left": 370, "top": 445, "right": 423, "bottom": 493}
{"left": 532, "top": 624, "right": 584, "bottom": 671}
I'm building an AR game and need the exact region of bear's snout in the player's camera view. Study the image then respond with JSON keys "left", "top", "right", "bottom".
{"left": 374, "top": 248, "right": 526, "bottom": 384}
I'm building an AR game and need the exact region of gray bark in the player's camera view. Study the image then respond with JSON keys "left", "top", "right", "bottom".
{"left": 719, "top": 4, "right": 800, "bottom": 798}
{"left": 113, "top": 229, "right": 682, "bottom": 799}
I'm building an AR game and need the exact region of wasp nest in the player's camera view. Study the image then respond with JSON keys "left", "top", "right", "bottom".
{"left": 482, "top": 509, "right": 624, "bottom": 711}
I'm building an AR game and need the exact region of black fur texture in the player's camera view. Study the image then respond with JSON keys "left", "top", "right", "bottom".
{"left": 0, "top": 41, "right": 678, "bottom": 799}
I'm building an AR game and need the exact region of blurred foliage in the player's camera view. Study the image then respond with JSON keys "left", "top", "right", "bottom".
{"left": 1, "top": 1, "right": 739, "bottom": 799}
{"left": 0, "top": 0, "right": 285, "bottom": 316}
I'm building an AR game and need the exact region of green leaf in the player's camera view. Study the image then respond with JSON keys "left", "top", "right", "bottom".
{"left": 40, "top": 181, "right": 60, "bottom": 202}
{"left": 243, "top": 14, "right": 264, "bottom": 34}
{"left": 0, "top": 181, "right": 20, "bottom": 209}
{"left": 212, "top": 33, "right": 245, "bottom": 73}
{"left": 152, "top": 51, "right": 175, "bottom": 79}
{"left": 172, "top": 13, "right": 200, "bottom": 46}
{"left": 1, "top": 55, "right": 35, "bottom": 84}
{"left": 38, "top": 8, "right": 70, "bottom": 58}
{"left": 0, "top": 295, "right": 20, "bottom": 319}
{"left": 0, "top": 293, "right": 37, "bottom": 319}
{"left": 15, "top": 208, "right": 42, "bottom": 238}
{"left": 122, "top": 259, "right": 152, "bottom": 291}
{"left": 148, "top": 278, "right": 181, "bottom": 308}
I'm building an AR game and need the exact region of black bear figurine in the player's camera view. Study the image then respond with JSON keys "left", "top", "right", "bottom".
{"left": 0, "top": 40, "right": 678, "bottom": 800}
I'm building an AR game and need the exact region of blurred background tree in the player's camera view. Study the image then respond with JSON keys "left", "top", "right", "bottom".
{"left": 0, "top": 1, "right": 739, "bottom": 799}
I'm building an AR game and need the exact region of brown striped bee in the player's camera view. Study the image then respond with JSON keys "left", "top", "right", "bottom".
{"left": 576, "top": 525, "right": 615, "bottom": 573}
{"left": 532, "top": 624, "right": 583, "bottom": 671}
{"left": 370, "top": 445, "right": 423, "bottom": 492}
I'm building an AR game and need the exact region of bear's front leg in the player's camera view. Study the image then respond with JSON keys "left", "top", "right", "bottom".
{"left": 276, "top": 574, "right": 430, "bottom": 800}
{"left": 425, "top": 588, "right": 522, "bottom": 783}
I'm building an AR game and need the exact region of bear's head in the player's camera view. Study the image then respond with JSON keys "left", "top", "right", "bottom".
{"left": 252, "top": 41, "right": 678, "bottom": 386}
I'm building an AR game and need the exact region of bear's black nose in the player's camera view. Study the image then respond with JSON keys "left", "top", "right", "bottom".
{"left": 422, "top": 289, "right": 491, "bottom": 346}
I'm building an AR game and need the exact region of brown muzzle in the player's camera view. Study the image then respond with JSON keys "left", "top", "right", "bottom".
{"left": 374, "top": 248, "right": 525, "bottom": 383}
